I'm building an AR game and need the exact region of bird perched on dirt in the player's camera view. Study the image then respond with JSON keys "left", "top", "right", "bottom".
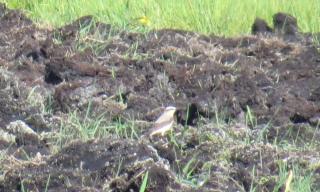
{"left": 148, "top": 106, "right": 177, "bottom": 138}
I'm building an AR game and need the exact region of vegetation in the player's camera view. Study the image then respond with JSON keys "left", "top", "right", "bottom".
{"left": 1, "top": 0, "right": 320, "bottom": 36}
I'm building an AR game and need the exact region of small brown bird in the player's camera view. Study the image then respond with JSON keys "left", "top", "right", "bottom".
{"left": 149, "top": 106, "right": 177, "bottom": 137}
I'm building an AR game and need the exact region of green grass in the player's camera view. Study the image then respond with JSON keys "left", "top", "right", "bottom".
{"left": 139, "top": 171, "right": 149, "bottom": 192}
{"left": 55, "top": 102, "right": 139, "bottom": 150}
{"left": 272, "top": 162, "right": 314, "bottom": 192}
{"left": 1, "top": 0, "right": 320, "bottom": 36}
{"left": 0, "top": 150, "right": 6, "bottom": 173}
{"left": 74, "top": 18, "right": 119, "bottom": 54}
{"left": 26, "top": 86, "right": 53, "bottom": 115}
{"left": 246, "top": 159, "right": 315, "bottom": 192}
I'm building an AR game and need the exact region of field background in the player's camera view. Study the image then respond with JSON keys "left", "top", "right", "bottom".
{"left": 1, "top": 0, "right": 319, "bottom": 36}
{"left": 0, "top": 0, "right": 319, "bottom": 191}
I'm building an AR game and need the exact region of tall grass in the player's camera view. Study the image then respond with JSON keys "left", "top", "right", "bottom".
{"left": 2, "top": 0, "right": 319, "bottom": 36}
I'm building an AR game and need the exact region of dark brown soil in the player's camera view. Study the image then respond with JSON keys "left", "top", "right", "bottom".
{"left": 0, "top": 4, "right": 320, "bottom": 192}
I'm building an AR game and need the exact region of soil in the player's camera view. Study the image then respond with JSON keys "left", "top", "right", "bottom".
{"left": 0, "top": 4, "right": 320, "bottom": 192}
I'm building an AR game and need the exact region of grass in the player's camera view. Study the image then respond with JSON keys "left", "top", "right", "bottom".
{"left": 176, "top": 156, "right": 198, "bottom": 187}
{"left": 26, "top": 86, "right": 53, "bottom": 114}
{"left": 246, "top": 155, "right": 315, "bottom": 192}
{"left": 0, "top": 149, "right": 6, "bottom": 173}
{"left": 55, "top": 101, "right": 139, "bottom": 149}
{"left": 1, "top": 0, "right": 319, "bottom": 36}
{"left": 74, "top": 18, "right": 119, "bottom": 54}
{"left": 245, "top": 105, "right": 257, "bottom": 128}
{"left": 273, "top": 162, "right": 314, "bottom": 192}
{"left": 20, "top": 174, "right": 51, "bottom": 192}
{"left": 139, "top": 171, "right": 149, "bottom": 192}
{"left": 57, "top": 111, "right": 108, "bottom": 145}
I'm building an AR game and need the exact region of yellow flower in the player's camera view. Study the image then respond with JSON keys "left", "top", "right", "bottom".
{"left": 137, "top": 16, "right": 151, "bottom": 26}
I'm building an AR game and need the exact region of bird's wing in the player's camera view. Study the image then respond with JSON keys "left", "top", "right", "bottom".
{"left": 149, "top": 120, "right": 173, "bottom": 136}
{"left": 155, "top": 113, "right": 169, "bottom": 124}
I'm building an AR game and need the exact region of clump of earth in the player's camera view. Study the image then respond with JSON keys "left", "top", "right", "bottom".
{"left": 0, "top": 4, "right": 320, "bottom": 191}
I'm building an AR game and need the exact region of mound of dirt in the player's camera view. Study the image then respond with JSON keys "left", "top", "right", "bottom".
{"left": 0, "top": 4, "right": 320, "bottom": 191}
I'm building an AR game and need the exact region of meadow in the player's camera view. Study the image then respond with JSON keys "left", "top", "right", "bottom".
{"left": 2, "top": 0, "right": 320, "bottom": 36}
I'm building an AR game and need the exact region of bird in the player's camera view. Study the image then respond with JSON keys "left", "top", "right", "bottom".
{"left": 148, "top": 106, "right": 177, "bottom": 137}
